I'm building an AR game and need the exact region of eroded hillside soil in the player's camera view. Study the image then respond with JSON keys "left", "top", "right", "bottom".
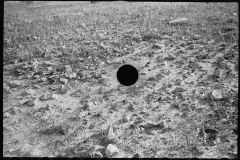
{"left": 3, "top": 2, "right": 238, "bottom": 158}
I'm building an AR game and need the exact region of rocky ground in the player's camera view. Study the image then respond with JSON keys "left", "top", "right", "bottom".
{"left": 3, "top": 2, "right": 238, "bottom": 158}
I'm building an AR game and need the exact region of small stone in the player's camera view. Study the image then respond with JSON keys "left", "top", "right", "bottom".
{"left": 27, "top": 98, "right": 39, "bottom": 107}
{"left": 3, "top": 83, "right": 10, "bottom": 92}
{"left": 71, "top": 107, "right": 82, "bottom": 118}
{"left": 211, "top": 90, "right": 224, "bottom": 100}
{"left": 20, "top": 98, "right": 29, "bottom": 105}
{"left": 122, "top": 114, "right": 131, "bottom": 123}
{"left": 213, "top": 69, "right": 220, "bottom": 78}
{"left": 50, "top": 94, "right": 58, "bottom": 99}
{"left": 47, "top": 66, "right": 53, "bottom": 71}
{"left": 4, "top": 112, "right": 10, "bottom": 118}
{"left": 102, "top": 125, "right": 118, "bottom": 144}
{"left": 82, "top": 103, "right": 90, "bottom": 110}
{"left": 33, "top": 84, "right": 41, "bottom": 89}
{"left": 105, "top": 144, "right": 119, "bottom": 157}
{"left": 106, "top": 60, "right": 112, "bottom": 64}
{"left": 58, "top": 85, "right": 69, "bottom": 94}
{"left": 169, "top": 18, "right": 188, "bottom": 25}
{"left": 23, "top": 89, "right": 36, "bottom": 95}
{"left": 220, "top": 70, "right": 228, "bottom": 78}
{"left": 65, "top": 65, "right": 72, "bottom": 72}
{"left": 41, "top": 77, "right": 48, "bottom": 82}
{"left": 81, "top": 23, "right": 86, "bottom": 28}
{"left": 18, "top": 75, "right": 27, "bottom": 80}
{"left": 170, "top": 87, "right": 186, "bottom": 93}
{"left": 59, "top": 78, "right": 68, "bottom": 84}
{"left": 193, "top": 34, "right": 201, "bottom": 40}
{"left": 69, "top": 72, "right": 77, "bottom": 79}
{"left": 39, "top": 94, "right": 51, "bottom": 101}
{"left": 162, "top": 35, "right": 171, "bottom": 39}
{"left": 8, "top": 80, "right": 22, "bottom": 87}
{"left": 94, "top": 151, "right": 103, "bottom": 158}
{"left": 163, "top": 53, "right": 176, "bottom": 61}
{"left": 102, "top": 136, "right": 118, "bottom": 145}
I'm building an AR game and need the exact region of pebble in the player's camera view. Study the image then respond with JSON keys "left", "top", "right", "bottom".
{"left": 20, "top": 98, "right": 29, "bottom": 105}
{"left": 169, "top": 18, "right": 188, "bottom": 25}
{"left": 4, "top": 112, "right": 10, "bottom": 118}
{"left": 39, "top": 94, "right": 52, "bottom": 101}
{"left": 102, "top": 125, "right": 118, "bottom": 144}
{"left": 27, "top": 98, "right": 40, "bottom": 107}
{"left": 8, "top": 80, "right": 22, "bottom": 87}
{"left": 59, "top": 78, "right": 68, "bottom": 84}
{"left": 71, "top": 107, "right": 82, "bottom": 118}
{"left": 41, "top": 77, "right": 48, "bottom": 82}
{"left": 58, "top": 85, "right": 69, "bottom": 94}
{"left": 105, "top": 144, "right": 119, "bottom": 157}
{"left": 23, "top": 89, "right": 36, "bottom": 95}
{"left": 3, "top": 83, "right": 10, "bottom": 92}
{"left": 69, "top": 72, "right": 77, "bottom": 79}
{"left": 170, "top": 87, "right": 186, "bottom": 93}
{"left": 162, "top": 34, "right": 171, "bottom": 39}
{"left": 122, "top": 114, "right": 131, "bottom": 123}
{"left": 33, "top": 84, "right": 41, "bottom": 89}
{"left": 211, "top": 90, "right": 224, "bottom": 100}
{"left": 50, "top": 94, "right": 58, "bottom": 99}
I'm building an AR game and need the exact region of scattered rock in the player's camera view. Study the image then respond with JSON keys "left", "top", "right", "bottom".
{"left": 208, "top": 40, "right": 215, "bottom": 45}
{"left": 151, "top": 43, "right": 164, "bottom": 49}
{"left": 82, "top": 103, "right": 90, "bottom": 110}
{"left": 132, "top": 153, "right": 141, "bottom": 158}
{"left": 8, "top": 80, "right": 22, "bottom": 87}
{"left": 49, "top": 85, "right": 60, "bottom": 91}
{"left": 47, "top": 75, "right": 58, "bottom": 84}
{"left": 58, "top": 85, "right": 69, "bottom": 94}
{"left": 163, "top": 53, "right": 176, "bottom": 61}
{"left": 18, "top": 75, "right": 27, "bottom": 80}
{"left": 170, "top": 87, "right": 186, "bottom": 93}
{"left": 4, "top": 112, "right": 10, "bottom": 118}
{"left": 105, "top": 144, "right": 119, "bottom": 157}
{"left": 106, "top": 60, "right": 112, "bottom": 64}
{"left": 93, "top": 151, "right": 103, "bottom": 158}
{"left": 65, "top": 65, "right": 72, "bottom": 72}
{"left": 102, "top": 125, "right": 118, "bottom": 144}
{"left": 20, "top": 98, "right": 29, "bottom": 105}
{"left": 122, "top": 114, "right": 131, "bottom": 123}
{"left": 68, "top": 72, "right": 77, "bottom": 79}
{"left": 27, "top": 98, "right": 40, "bottom": 107}
{"left": 213, "top": 69, "right": 220, "bottom": 78}
{"left": 210, "top": 90, "right": 224, "bottom": 101}
{"left": 50, "top": 94, "right": 58, "bottom": 99}
{"left": 59, "top": 78, "right": 68, "bottom": 84}
{"left": 41, "top": 77, "right": 48, "bottom": 82}
{"left": 22, "top": 89, "right": 36, "bottom": 96}
{"left": 162, "top": 34, "right": 171, "bottom": 39}
{"left": 47, "top": 66, "right": 53, "bottom": 71}
{"left": 193, "top": 34, "right": 201, "bottom": 40}
{"left": 33, "top": 84, "right": 41, "bottom": 89}
{"left": 169, "top": 18, "right": 188, "bottom": 25}
{"left": 3, "top": 83, "right": 10, "bottom": 92}
{"left": 71, "top": 107, "right": 82, "bottom": 118}
{"left": 39, "top": 94, "right": 52, "bottom": 101}
{"left": 220, "top": 70, "right": 228, "bottom": 78}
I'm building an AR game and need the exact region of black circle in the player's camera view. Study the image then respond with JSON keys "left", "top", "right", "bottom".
{"left": 117, "top": 64, "right": 138, "bottom": 86}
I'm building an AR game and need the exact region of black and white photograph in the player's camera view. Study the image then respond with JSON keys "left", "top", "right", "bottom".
{"left": 3, "top": 1, "right": 238, "bottom": 158}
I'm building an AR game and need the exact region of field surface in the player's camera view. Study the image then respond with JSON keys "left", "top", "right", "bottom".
{"left": 3, "top": 1, "right": 238, "bottom": 158}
